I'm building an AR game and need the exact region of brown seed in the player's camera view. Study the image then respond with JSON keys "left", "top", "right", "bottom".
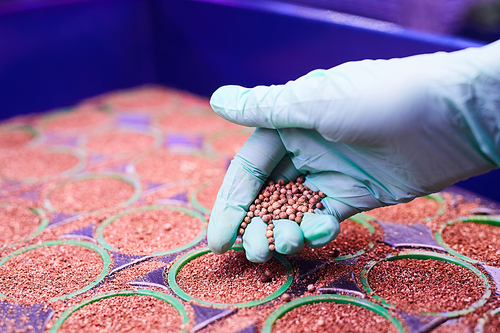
{"left": 296, "top": 175, "right": 305, "bottom": 183}
{"left": 247, "top": 211, "right": 254, "bottom": 218}
{"left": 301, "top": 206, "right": 308, "bottom": 213}
{"left": 267, "top": 237, "right": 275, "bottom": 244}
{"left": 238, "top": 228, "right": 245, "bottom": 236}
{"left": 265, "top": 230, "right": 273, "bottom": 238}
{"left": 318, "top": 191, "right": 326, "bottom": 198}
{"left": 254, "top": 209, "right": 261, "bottom": 216}
{"left": 308, "top": 208, "right": 315, "bottom": 213}
{"left": 278, "top": 179, "right": 285, "bottom": 186}
{"left": 267, "top": 223, "right": 274, "bottom": 230}
{"left": 272, "top": 202, "right": 281, "bottom": 210}
{"left": 296, "top": 211, "right": 303, "bottom": 218}
{"left": 307, "top": 284, "right": 316, "bottom": 292}
{"left": 262, "top": 215, "right": 271, "bottom": 223}
{"left": 268, "top": 244, "right": 275, "bottom": 251}
{"left": 281, "top": 293, "right": 291, "bottom": 302}
{"left": 262, "top": 202, "right": 269, "bottom": 208}
{"left": 240, "top": 222, "right": 247, "bottom": 229}
{"left": 289, "top": 214, "right": 296, "bottom": 221}
{"left": 286, "top": 207, "right": 295, "bottom": 215}
{"left": 249, "top": 205, "right": 256, "bottom": 211}
{"left": 279, "top": 212, "right": 287, "bottom": 219}
{"left": 295, "top": 216, "right": 302, "bottom": 223}
{"left": 316, "top": 202, "right": 324, "bottom": 210}
{"left": 244, "top": 216, "right": 251, "bottom": 223}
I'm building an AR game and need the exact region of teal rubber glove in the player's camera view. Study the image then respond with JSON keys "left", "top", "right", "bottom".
{"left": 208, "top": 40, "right": 500, "bottom": 262}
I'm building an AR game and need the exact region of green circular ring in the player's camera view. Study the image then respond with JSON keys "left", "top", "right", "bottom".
{"left": 435, "top": 216, "right": 500, "bottom": 264}
{"left": 0, "top": 240, "right": 111, "bottom": 302}
{"left": 335, "top": 215, "right": 376, "bottom": 262}
{"left": 49, "top": 288, "right": 189, "bottom": 333}
{"left": 96, "top": 205, "right": 207, "bottom": 256}
{"left": 44, "top": 173, "right": 141, "bottom": 214}
{"left": 360, "top": 250, "right": 491, "bottom": 317}
{"left": 262, "top": 294, "right": 405, "bottom": 333}
{"left": 359, "top": 193, "right": 446, "bottom": 222}
{"left": 0, "top": 205, "right": 50, "bottom": 251}
{"left": 0, "top": 146, "right": 87, "bottom": 184}
{"left": 167, "top": 244, "right": 294, "bottom": 308}
{"left": 474, "top": 306, "right": 500, "bottom": 333}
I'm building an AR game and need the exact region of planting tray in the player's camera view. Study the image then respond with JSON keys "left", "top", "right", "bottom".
{"left": 0, "top": 86, "right": 499, "bottom": 332}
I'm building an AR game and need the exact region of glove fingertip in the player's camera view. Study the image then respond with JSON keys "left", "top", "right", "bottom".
{"left": 301, "top": 213, "right": 340, "bottom": 248}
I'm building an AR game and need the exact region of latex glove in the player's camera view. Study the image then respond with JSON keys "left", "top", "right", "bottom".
{"left": 208, "top": 40, "right": 500, "bottom": 262}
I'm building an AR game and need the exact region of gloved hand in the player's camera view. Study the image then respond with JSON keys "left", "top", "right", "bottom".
{"left": 208, "top": 40, "right": 500, "bottom": 262}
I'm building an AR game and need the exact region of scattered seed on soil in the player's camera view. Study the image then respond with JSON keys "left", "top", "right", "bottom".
{"left": 58, "top": 295, "right": 183, "bottom": 333}
{"left": 0, "top": 201, "right": 42, "bottom": 247}
{"left": 0, "top": 149, "right": 80, "bottom": 180}
{"left": 366, "top": 197, "right": 440, "bottom": 224}
{"left": 0, "top": 244, "right": 103, "bottom": 305}
{"left": 368, "top": 258, "right": 485, "bottom": 314}
{"left": 102, "top": 208, "right": 204, "bottom": 255}
{"left": 272, "top": 302, "right": 398, "bottom": 333}
{"left": 48, "top": 177, "right": 136, "bottom": 213}
{"left": 175, "top": 250, "right": 288, "bottom": 304}
{"left": 86, "top": 132, "right": 156, "bottom": 155}
{"left": 441, "top": 222, "right": 500, "bottom": 266}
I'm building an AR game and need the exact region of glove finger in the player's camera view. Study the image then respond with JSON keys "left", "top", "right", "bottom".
{"left": 210, "top": 71, "right": 329, "bottom": 130}
{"left": 273, "top": 219, "right": 304, "bottom": 255}
{"left": 242, "top": 217, "right": 274, "bottom": 263}
{"left": 208, "top": 128, "right": 286, "bottom": 254}
{"left": 268, "top": 154, "right": 301, "bottom": 183}
{"left": 300, "top": 212, "right": 340, "bottom": 248}
{"left": 302, "top": 174, "right": 384, "bottom": 222}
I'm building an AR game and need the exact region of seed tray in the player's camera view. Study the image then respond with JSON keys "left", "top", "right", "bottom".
{"left": 0, "top": 86, "right": 499, "bottom": 332}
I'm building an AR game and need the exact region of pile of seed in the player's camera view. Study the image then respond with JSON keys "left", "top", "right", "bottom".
{"left": 239, "top": 176, "right": 326, "bottom": 251}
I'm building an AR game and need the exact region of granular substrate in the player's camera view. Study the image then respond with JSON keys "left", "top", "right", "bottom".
{"left": 58, "top": 294, "right": 183, "bottom": 332}
{"left": 86, "top": 131, "right": 156, "bottom": 156}
{"left": 175, "top": 250, "right": 288, "bottom": 304}
{"left": 441, "top": 222, "right": 500, "bottom": 266}
{"left": 0, "top": 244, "right": 103, "bottom": 305}
{"left": 297, "top": 219, "right": 376, "bottom": 261}
{"left": 48, "top": 177, "right": 136, "bottom": 213}
{"left": 272, "top": 302, "right": 398, "bottom": 333}
{"left": 0, "top": 201, "right": 42, "bottom": 248}
{"left": 366, "top": 197, "right": 440, "bottom": 224}
{"left": 101, "top": 208, "right": 204, "bottom": 255}
{"left": 135, "top": 150, "right": 224, "bottom": 184}
{"left": 0, "top": 149, "right": 80, "bottom": 180}
{"left": 368, "top": 258, "right": 485, "bottom": 314}
{"left": 0, "top": 130, "right": 34, "bottom": 150}
{"left": 484, "top": 313, "right": 500, "bottom": 333}
{"left": 42, "top": 108, "right": 109, "bottom": 132}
